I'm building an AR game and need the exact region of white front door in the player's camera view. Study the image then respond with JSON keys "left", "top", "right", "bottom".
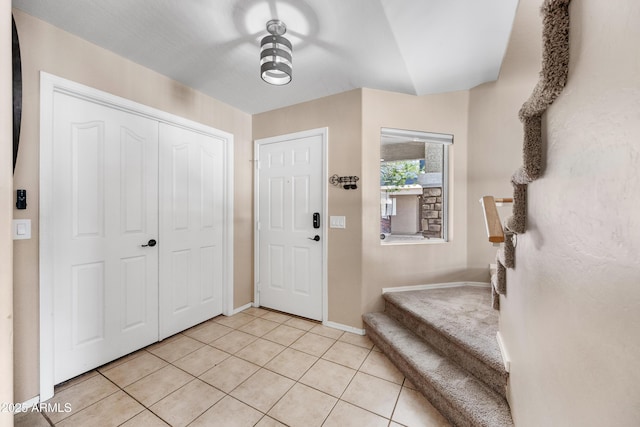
{"left": 256, "top": 129, "right": 325, "bottom": 321}
{"left": 159, "top": 123, "right": 226, "bottom": 339}
{"left": 52, "top": 92, "right": 159, "bottom": 383}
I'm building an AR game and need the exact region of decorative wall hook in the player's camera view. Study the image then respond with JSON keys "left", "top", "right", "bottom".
{"left": 330, "top": 174, "right": 359, "bottom": 190}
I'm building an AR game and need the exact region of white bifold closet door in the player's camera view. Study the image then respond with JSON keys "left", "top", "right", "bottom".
{"left": 52, "top": 92, "right": 160, "bottom": 383}
{"left": 51, "top": 93, "right": 226, "bottom": 384}
{"left": 158, "top": 123, "right": 225, "bottom": 339}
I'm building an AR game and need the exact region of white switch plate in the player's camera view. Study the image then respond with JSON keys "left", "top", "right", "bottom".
{"left": 13, "top": 219, "right": 31, "bottom": 240}
{"left": 329, "top": 216, "right": 346, "bottom": 229}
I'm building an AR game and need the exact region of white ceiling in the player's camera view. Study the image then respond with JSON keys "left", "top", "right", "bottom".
{"left": 12, "top": 0, "right": 519, "bottom": 114}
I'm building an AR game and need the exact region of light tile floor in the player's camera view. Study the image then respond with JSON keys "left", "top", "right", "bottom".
{"left": 15, "top": 307, "right": 451, "bottom": 427}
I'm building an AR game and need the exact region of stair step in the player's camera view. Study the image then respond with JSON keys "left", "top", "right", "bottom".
{"left": 383, "top": 286, "right": 508, "bottom": 398}
{"left": 363, "top": 312, "right": 513, "bottom": 427}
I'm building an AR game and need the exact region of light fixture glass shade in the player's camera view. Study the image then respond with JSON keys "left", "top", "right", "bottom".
{"left": 260, "top": 21, "right": 292, "bottom": 85}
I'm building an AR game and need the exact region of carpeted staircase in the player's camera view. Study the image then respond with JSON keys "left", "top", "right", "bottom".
{"left": 362, "top": 285, "right": 513, "bottom": 427}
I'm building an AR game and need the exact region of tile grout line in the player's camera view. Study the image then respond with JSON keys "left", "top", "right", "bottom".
{"left": 48, "top": 308, "right": 418, "bottom": 426}
{"left": 175, "top": 311, "right": 302, "bottom": 425}
{"left": 322, "top": 345, "right": 376, "bottom": 426}
{"left": 204, "top": 314, "right": 342, "bottom": 425}
{"left": 40, "top": 410, "right": 55, "bottom": 427}
{"left": 183, "top": 308, "right": 304, "bottom": 426}
{"left": 235, "top": 321, "right": 332, "bottom": 422}
{"left": 387, "top": 377, "right": 407, "bottom": 427}
{"left": 48, "top": 371, "right": 142, "bottom": 427}
{"left": 243, "top": 314, "right": 398, "bottom": 425}
{"left": 97, "top": 369, "right": 149, "bottom": 426}
{"left": 47, "top": 375, "right": 123, "bottom": 426}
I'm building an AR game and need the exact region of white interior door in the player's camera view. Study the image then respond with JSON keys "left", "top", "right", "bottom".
{"left": 159, "top": 123, "right": 226, "bottom": 339}
{"left": 42, "top": 74, "right": 233, "bottom": 397}
{"left": 256, "top": 130, "right": 325, "bottom": 320}
{"left": 52, "top": 92, "right": 159, "bottom": 384}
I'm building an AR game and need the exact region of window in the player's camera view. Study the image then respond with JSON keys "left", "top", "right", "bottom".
{"left": 380, "top": 128, "right": 452, "bottom": 244}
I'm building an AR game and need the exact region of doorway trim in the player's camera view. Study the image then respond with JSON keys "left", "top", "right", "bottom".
{"left": 39, "top": 72, "right": 234, "bottom": 401}
{"left": 253, "top": 128, "right": 328, "bottom": 321}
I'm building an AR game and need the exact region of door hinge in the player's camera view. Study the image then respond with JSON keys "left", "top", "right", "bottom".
{"left": 256, "top": 221, "right": 261, "bottom": 231}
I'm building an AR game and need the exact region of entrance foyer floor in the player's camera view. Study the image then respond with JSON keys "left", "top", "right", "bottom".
{"left": 16, "top": 308, "right": 451, "bottom": 426}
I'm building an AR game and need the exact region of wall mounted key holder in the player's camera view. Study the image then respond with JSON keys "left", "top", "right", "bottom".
{"left": 329, "top": 174, "right": 359, "bottom": 190}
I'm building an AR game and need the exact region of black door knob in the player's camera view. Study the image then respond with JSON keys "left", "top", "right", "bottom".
{"left": 308, "top": 235, "right": 320, "bottom": 242}
{"left": 141, "top": 239, "right": 157, "bottom": 247}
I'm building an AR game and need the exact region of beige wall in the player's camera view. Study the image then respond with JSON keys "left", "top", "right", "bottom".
{"left": 253, "top": 88, "right": 474, "bottom": 327}
{"left": 252, "top": 90, "right": 364, "bottom": 328}
{"left": 14, "top": 1, "right": 639, "bottom": 422}
{"left": 11, "top": 9, "right": 253, "bottom": 403}
{"left": 361, "top": 88, "right": 473, "bottom": 315}
{"left": 2, "top": 3, "right": 14, "bottom": 426}
{"left": 466, "top": 0, "right": 542, "bottom": 276}
{"left": 500, "top": 0, "right": 640, "bottom": 425}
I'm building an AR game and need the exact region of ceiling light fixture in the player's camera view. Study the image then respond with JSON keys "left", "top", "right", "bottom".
{"left": 260, "top": 19, "right": 292, "bottom": 85}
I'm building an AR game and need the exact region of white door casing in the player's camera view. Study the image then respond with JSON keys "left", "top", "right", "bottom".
{"left": 40, "top": 73, "right": 234, "bottom": 401}
{"left": 159, "top": 123, "right": 227, "bottom": 339}
{"left": 254, "top": 129, "right": 327, "bottom": 321}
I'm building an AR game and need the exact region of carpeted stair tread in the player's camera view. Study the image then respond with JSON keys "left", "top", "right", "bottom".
{"left": 363, "top": 312, "right": 513, "bottom": 427}
{"left": 383, "top": 286, "right": 505, "bottom": 378}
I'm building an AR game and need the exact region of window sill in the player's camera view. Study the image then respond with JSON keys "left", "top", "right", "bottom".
{"left": 380, "top": 238, "right": 447, "bottom": 246}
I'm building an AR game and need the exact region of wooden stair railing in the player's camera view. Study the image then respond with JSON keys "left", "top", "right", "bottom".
{"left": 494, "top": 197, "right": 513, "bottom": 205}
{"left": 480, "top": 196, "right": 512, "bottom": 244}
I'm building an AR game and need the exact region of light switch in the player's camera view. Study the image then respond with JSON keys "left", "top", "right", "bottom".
{"left": 329, "top": 216, "right": 346, "bottom": 229}
{"left": 13, "top": 219, "right": 31, "bottom": 240}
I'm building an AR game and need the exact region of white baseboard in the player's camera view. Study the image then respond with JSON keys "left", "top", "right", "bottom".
{"left": 496, "top": 331, "right": 511, "bottom": 372}
{"left": 382, "top": 281, "right": 491, "bottom": 294}
{"left": 323, "top": 320, "right": 365, "bottom": 335}
{"left": 230, "top": 305, "right": 366, "bottom": 336}
{"left": 16, "top": 396, "right": 40, "bottom": 412}
{"left": 230, "top": 302, "right": 253, "bottom": 315}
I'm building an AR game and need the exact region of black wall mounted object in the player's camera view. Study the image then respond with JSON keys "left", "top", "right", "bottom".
{"left": 16, "top": 189, "right": 26, "bottom": 210}
{"left": 329, "top": 174, "right": 359, "bottom": 190}
{"left": 13, "top": 14, "right": 22, "bottom": 174}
